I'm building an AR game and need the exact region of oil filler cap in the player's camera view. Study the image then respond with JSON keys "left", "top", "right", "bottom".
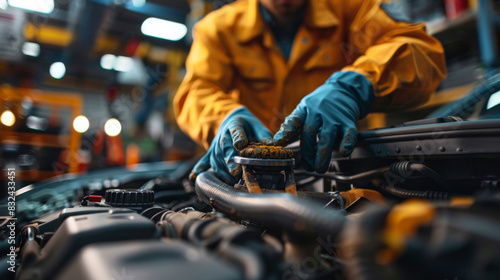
{"left": 105, "top": 189, "right": 154, "bottom": 208}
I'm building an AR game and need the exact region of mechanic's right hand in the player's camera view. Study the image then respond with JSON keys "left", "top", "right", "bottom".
{"left": 189, "top": 107, "right": 273, "bottom": 185}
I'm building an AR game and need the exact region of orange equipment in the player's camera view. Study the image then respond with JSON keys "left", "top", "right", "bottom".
{"left": 0, "top": 86, "right": 83, "bottom": 182}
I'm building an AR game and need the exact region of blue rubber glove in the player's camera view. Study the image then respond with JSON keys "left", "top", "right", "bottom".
{"left": 190, "top": 107, "right": 273, "bottom": 184}
{"left": 274, "top": 71, "right": 374, "bottom": 173}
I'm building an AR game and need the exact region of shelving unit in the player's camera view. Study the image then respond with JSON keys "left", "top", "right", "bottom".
{"left": 424, "top": 0, "right": 500, "bottom": 111}
{"left": 427, "top": 10, "right": 477, "bottom": 35}
{"left": 476, "top": 0, "right": 499, "bottom": 74}
{"left": 429, "top": 1, "right": 498, "bottom": 74}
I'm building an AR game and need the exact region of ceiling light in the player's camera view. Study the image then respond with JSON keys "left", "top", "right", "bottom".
{"left": 73, "top": 115, "right": 90, "bottom": 133}
{"left": 132, "top": 0, "right": 145, "bottom": 8}
{"left": 22, "top": 42, "right": 40, "bottom": 57}
{"left": 100, "top": 54, "right": 135, "bottom": 72}
{"left": 49, "top": 62, "right": 65, "bottom": 79}
{"left": 141, "top": 17, "right": 187, "bottom": 41}
{"left": 0, "top": 0, "right": 8, "bottom": 10}
{"left": 1, "top": 110, "right": 15, "bottom": 127}
{"left": 8, "top": 0, "right": 54, "bottom": 14}
{"left": 487, "top": 90, "right": 500, "bottom": 110}
{"left": 104, "top": 118, "right": 121, "bottom": 137}
{"left": 100, "top": 54, "right": 116, "bottom": 70}
{"left": 114, "top": 56, "right": 134, "bottom": 72}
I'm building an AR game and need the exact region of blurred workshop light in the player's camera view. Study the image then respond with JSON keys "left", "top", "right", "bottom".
{"left": 49, "top": 62, "right": 66, "bottom": 79}
{"left": 100, "top": 54, "right": 135, "bottom": 72}
{"left": 8, "top": 0, "right": 54, "bottom": 14}
{"left": 487, "top": 90, "right": 500, "bottom": 110}
{"left": 114, "top": 56, "right": 134, "bottom": 72}
{"left": 1, "top": 110, "right": 15, "bottom": 127}
{"left": 73, "top": 115, "right": 90, "bottom": 133}
{"left": 20, "top": 97, "right": 33, "bottom": 117}
{"left": 0, "top": 0, "right": 7, "bottom": 10}
{"left": 100, "top": 54, "right": 116, "bottom": 70}
{"left": 26, "top": 115, "right": 48, "bottom": 131}
{"left": 22, "top": 42, "right": 40, "bottom": 57}
{"left": 132, "top": 0, "right": 145, "bottom": 8}
{"left": 104, "top": 118, "right": 121, "bottom": 137}
{"left": 141, "top": 17, "right": 187, "bottom": 41}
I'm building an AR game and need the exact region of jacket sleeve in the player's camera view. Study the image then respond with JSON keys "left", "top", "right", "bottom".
{"left": 341, "top": 0, "right": 447, "bottom": 111}
{"left": 173, "top": 19, "right": 242, "bottom": 149}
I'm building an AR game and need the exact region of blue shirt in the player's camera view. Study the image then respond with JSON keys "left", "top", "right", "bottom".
{"left": 258, "top": 3, "right": 305, "bottom": 61}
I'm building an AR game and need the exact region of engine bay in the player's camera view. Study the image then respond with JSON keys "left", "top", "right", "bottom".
{"left": 2, "top": 118, "right": 500, "bottom": 280}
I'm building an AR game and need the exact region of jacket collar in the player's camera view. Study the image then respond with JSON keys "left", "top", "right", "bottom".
{"left": 236, "top": 0, "right": 339, "bottom": 43}
{"left": 305, "top": 0, "right": 340, "bottom": 28}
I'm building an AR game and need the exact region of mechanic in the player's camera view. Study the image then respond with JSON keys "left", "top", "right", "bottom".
{"left": 174, "top": 0, "right": 446, "bottom": 184}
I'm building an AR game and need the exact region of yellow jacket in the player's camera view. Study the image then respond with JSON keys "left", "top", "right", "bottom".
{"left": 174, "top": 0, "right": 446, "bottom": 149}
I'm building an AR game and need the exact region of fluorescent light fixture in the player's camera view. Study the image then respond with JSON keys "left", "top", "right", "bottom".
{"left": 49, "top": 62, "right": 66, "bottom": 79}
{"left": 1, "top": 110, "right": 15, "bottom": 127}
{"left": 100, "top": 54, "right": 134, "bottom": 72}
{"left": 73, "top": 115, "right": 89, "bottom": 133}
{"left": 141, "top": 17, "right": 187, "bottom": 41}
{"left": 100, "top": 54, "right": 116, "bottom": 70}
{"left": 8, "top": 0, "right": 54, "bottom": 14}
{"left": 104, "top": 118, "right": 121, "bottom": 137}
{"left": 22, "top": 42, "right": 40, "bottom": 57}
{"left": 114, "top": 56, "right": 134, "bottom": 72}
{"left": 487, "top": 90, "right": 500, "bottom": 110}
{"left": 132, "top": 0, "right": 145, "bottom": 8}
{"left": 0, "top": 0, "right": 8, "bottom": 10}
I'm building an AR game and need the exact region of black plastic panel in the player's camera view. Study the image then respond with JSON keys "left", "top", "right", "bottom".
{"left": 55, "top": 240, "right": 243, "bottom": 280}
{"left": 346, "top": 120, "right": 500, "bottom": 159}
{"left": 37, "top": 207, "right": 134, "bottom": 233}
{"left": 22, "top": 211, "right": 157, "bottom": 280}
{"left": 331, "top": 120, "right": 500, "bottom": 193}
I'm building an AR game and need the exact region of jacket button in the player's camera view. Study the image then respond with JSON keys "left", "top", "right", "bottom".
{"left": 323, "top": 55, "right": 330, "bottom": 61}
{"left": 301, "top": 38, "right": 308, "bottom": 44}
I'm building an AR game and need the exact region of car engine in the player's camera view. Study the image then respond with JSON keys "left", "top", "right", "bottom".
{"left": 2, "top": 105, "right": 500, "bottom": 279}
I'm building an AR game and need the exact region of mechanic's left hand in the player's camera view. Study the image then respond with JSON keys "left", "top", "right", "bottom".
{"left": 273, "top": 71, "right": 374, "bottom": 173}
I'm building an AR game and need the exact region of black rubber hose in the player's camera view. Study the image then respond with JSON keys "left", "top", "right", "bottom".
{"left": 410, "top": 163, "right": 448, "bottom": 187}
{"left": 218, "top": 243, "right": 266, "bottom": 280}
{"left": 195, "top": 172, "right": 346, "bottom": 238}
{"left": 389, "top": 161, "right": 448, "bottom": 187}
{"left": 381, "top": 184, "right": 452, "bottom": 200}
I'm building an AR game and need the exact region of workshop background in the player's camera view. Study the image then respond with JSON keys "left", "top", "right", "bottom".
{"left": 0, "top": 0, "right": 499, "bottom": 187}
